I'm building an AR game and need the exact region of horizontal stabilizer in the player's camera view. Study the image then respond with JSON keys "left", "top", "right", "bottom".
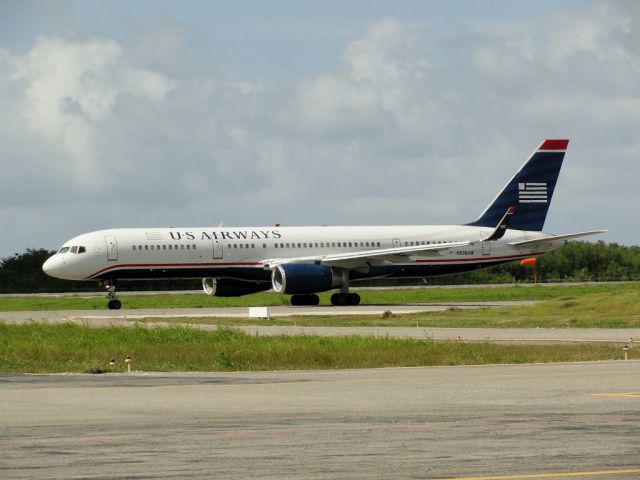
{"left": 508, "top": 230, "right": 607, "bottom": 247}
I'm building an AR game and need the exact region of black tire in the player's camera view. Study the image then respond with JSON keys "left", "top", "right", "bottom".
{"left": 291, "top": 295, "right": 301, "bottom": 306}
{"left": 331, "top": 293, "right": 348, "bottom": 306}
{"left": 347, "top": 293, "right": 360, "bottom": 306}
{"left": 107, "top": 299, "right": 122, "bottom": 310}
{"left": 330, "top": 293, "right": 339, "bottom": 305}
{"left": 308, "top": 294, "right": 320, "bottom": 306}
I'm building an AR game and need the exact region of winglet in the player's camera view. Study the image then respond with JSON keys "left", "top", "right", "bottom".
{"left": 485, "top": 206, "right": 516, "bottom": 241}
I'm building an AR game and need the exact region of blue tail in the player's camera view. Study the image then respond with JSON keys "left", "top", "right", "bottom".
{"left": 467, "top": 139, "right": 568, "bottom": 231}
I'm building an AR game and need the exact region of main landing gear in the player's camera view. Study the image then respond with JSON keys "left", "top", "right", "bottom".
{"left": 290, "top": 294, "right": 320, "bottom": 306}
{"left": 330, "top": 292, "right": 360, "bottom": 306}
{"left": 104, "top": 280, "right": 122, "bottom": 310}
{"left": 289, "top": 292, "right": 360, "bottom": 306}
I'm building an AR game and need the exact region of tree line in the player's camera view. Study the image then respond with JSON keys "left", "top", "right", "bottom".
{"left": 0, "top": 241, "right": 639, "bottom": 293}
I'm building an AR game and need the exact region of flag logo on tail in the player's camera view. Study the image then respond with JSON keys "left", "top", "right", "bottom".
{"left": 519, "top": 183, "right": 548, "bottom": 203}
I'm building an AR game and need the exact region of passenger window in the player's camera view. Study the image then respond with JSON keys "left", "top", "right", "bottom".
{"left": 377, "top": 242, "right": 381, "bottom": 247}
{"left": 332, "top": 242, "right": 335, "bottom": 247}
{"left": 275, "top": 244, "right": 278, "bottom": 248}
{"left": 145, "top": 245, "right": 149, "bottom": 250}
{"left": 162, "top": 245, "right": 167, "bottom": 250}
{"left": 263, "top": 243, "right": 267, "bottom": 248}
{"left": 132, "top": 246, "right": 136, "bottom": 251}
{"left": 297, "top": 243, "right": 301, "bottom": 248}
{"left": 239, "top": 244, "right": 243, "bottom": 249}
{"left": 181, "top": 245, "right": 185, "bottom": 250}
{"left": 303, "top": 243, "right": 307, "bottom": 248}
{"left": 187, "top": 245, "right": 191, "bottom": 250}
{"left": 286, "top": 243, "right": 290, "bottom": 248}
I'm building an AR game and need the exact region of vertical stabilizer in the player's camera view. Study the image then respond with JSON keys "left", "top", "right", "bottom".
{"left": 467, "top": 139, "right": 568, "bottom": 231}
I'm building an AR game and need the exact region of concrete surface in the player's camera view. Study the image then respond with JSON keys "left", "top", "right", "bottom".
{"left": 1, "top": 362, "right": 640, "bottom": 479}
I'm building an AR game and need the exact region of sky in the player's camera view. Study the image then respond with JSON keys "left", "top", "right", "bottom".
{"left": 1, "top": 0, "right": 638, "bottom": 257}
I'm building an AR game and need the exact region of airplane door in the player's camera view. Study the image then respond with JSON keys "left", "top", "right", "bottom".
{"left": 105, "top": 235, "right": 118, "bottom": 261}
{"left": 480, "top": 232, "right": 491, "bottom": 256}
{"left": 213, "top": 239, "right": 223, "bottom": 259}
{"left": 392, "top": 238, "right": 401, "bottom": 248}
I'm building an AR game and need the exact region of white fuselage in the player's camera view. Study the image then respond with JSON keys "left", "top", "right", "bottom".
{"left": 42, "top": 225, "right": 555, "bottom": 282}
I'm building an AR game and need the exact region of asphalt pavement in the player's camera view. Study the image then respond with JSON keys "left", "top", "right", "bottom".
{"left": 2, "top": 362, "right": 639, "bottom": 479}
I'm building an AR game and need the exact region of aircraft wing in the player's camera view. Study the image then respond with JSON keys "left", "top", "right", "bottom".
{"left": 263, "top": 241, "right": 472, "bottom": 270}
{"left": 508, "top": 229, "right": 607, "bottom": 247}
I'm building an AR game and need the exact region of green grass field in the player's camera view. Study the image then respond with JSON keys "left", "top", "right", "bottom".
{"left": 1, "top": 322, "right": 636, "bottom": 373}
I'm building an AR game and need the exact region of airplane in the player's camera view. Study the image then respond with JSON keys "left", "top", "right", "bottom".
{"left": 42, "top": 139, "right": 605, "bottom": 309}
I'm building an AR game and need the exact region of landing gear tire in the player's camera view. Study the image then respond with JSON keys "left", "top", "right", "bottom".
{"left": 104, "top": 280, "right": 121, "bottom": 309}
{"left": 347, "top": 293, "right": 360, "bottom": 306}
{"left": 331, "top": 292, "right": 360, "bottom": 306}
{"left": 107, "top": 299, "right": 122, "bottom": 310}
{"left": 290, "top": 294, "right": 320, "bottom": 306}
{"left": 330, "top": 293, "right": 347, "bottom": 306}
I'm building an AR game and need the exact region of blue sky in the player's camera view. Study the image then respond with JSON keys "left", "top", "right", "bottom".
{"left": 0, "top": 0, "right": 637, "bottom": 256}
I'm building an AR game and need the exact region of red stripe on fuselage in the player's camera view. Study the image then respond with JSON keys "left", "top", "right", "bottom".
{"left": 414, "top": 252, "right": 544, "bottom": 264}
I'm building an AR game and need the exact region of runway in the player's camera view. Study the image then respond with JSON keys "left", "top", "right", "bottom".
{"left": 0, "top": 301, "right": 535, "bottom": 321}
{"left": 2, "top": 362, "right": 639, "bottom": 479}
{"left": 1, "top": 304, "right": 639, "bottom": 344}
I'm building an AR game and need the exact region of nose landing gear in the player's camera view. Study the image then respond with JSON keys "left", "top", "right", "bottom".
{"left": 104, "top": 280, "right": 122, "bottom": 310}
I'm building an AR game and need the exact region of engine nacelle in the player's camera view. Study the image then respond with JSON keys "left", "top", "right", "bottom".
{"left": 271, "top": 263, "right": 345, "bottom": 295}
{"left": 202, "top": 277, "right": 270, "bottom": 297}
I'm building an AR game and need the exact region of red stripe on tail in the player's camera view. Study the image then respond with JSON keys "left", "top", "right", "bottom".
{"left": 539, "top": 139, "right": 569, "bottom": 151}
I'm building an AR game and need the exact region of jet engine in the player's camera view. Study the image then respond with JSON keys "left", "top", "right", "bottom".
{"left": 202, "top": 277, "right": 270, "bottom": 297}
{"left": 271, "top": 263, "right": 345, "bottom": 295}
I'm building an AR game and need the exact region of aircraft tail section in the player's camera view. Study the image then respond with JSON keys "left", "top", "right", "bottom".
{"left": 467, "top": 139, "right": 568, "bottom": 231}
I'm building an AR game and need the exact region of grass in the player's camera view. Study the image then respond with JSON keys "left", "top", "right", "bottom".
{"left": 122, "top": 287, "right": 640, "bottom": 329}
{"left": 0, "top": 282, "right": 638, "bottom": 311}
{"left": 0, "top": 322, "right": 636, "bottom": 373}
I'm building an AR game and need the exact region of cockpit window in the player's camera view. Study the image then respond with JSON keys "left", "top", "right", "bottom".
{"left": 70, "top": 246, "right": 78, "bottom": 254}
{"left": 58, "top": 247, "right": 70, "bottom": 254}
{"left": 78, "top": 246, "right": 86, "bottom": 254}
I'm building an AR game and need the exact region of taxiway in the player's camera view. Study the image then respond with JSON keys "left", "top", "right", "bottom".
{"left": 1, "top": 362, "right": 639, "bottom": 479}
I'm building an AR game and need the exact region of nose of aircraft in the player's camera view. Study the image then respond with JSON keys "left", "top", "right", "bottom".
{"left": 42, "top": 255, "right": 64, "bottom": 279}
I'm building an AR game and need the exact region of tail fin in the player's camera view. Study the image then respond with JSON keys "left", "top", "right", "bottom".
{"left": 467, "top": 139, "right": 568, "bottom": 231}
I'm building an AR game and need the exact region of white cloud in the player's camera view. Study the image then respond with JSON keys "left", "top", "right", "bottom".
{"left": 8, "top": 35, "right": 175, "bottom": 188}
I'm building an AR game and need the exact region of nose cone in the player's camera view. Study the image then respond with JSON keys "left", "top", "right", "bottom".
{"left": 42, "top": 255, "right": 65, "bottom": 279}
